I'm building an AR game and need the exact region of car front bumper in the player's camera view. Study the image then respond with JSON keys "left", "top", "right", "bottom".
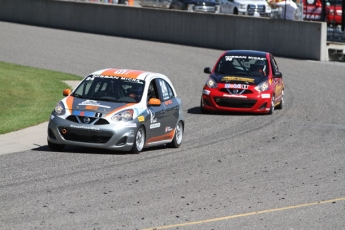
{"left": 47, "top": 114, "right": 137, "bottom": 151}
{"left": 201, "top": 88, "right": 272, "bottom": 113}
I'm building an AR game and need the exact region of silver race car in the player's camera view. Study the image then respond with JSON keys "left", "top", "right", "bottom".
{"left": 47, "top": 68, "right": 184, "bottom": 153}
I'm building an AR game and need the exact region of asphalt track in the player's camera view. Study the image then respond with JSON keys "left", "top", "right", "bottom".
{"left": 0, "top": 21, "right": 344, "bottom": 230}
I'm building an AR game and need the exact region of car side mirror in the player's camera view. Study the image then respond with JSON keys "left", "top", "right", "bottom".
{"left": 148, "top": 98, "right": 161, "bottom": 106}
{"left": 274, "top": 72, "right": 282, "bottom": 78}
{"left": 63, "top": 89, "right": 71, "bottom": 96}
{"left": 204, "top": 67, "right": 211, "bottom": 74}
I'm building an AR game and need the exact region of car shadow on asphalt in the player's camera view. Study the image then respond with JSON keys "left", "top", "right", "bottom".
{"left": 32, "top": 144, "right": 167, "bottom": 155}
{"left": 187, "top": 106, "right": 267, "bottom": 116}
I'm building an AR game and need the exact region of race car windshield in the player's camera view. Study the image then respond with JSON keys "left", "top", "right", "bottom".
{"left": 72, "top": 75, "right": 145, "bottom": 103}
{"left": 216, "top": 55, "right": 269, "bottom": 77}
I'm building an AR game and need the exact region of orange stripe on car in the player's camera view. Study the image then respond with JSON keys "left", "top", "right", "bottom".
{"left": 104, "top": 103, "right": 135, "bottom": 117}
{"left": 66, "top": 96, "right": 74, "bottom": 111}
{"left": 100, "top": 69, "right": 145, "bottom": 79}
{"left": 145, "top": 129, "right": 175, "bottom": 146}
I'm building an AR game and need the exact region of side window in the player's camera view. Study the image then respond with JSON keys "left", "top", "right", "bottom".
{"left": 147, "top": 79, "right": 159, "bottom": 102}
{"left": 270, "top": 55, "right": 279, "bottom": 74}
{"left": 157, "top": 78, "right": 175, "bottom": 101}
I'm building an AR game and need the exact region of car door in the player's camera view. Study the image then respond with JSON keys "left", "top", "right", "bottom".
{"left": 270, "top": 55, "right": 283, "bottom": 104}
{"left": 146, "top": 79, "right": 166, "bottom": 141}
{"left": 156, "top": 78, "right": 179, "bottom": 137}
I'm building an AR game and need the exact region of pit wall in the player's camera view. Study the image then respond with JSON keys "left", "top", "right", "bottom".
{"left": 0, "top": 0, "right": 328, "bottom": 61}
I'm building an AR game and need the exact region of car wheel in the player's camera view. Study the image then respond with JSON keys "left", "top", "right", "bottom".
{"left": 268, "top": 95, "right": 275, "bottom": 115}
{"left": 276, "top": 90, "right": 284, "bottom": 110}
{"left": 233, "top": 8, "right": 238, "bottom": 15}
{"left": 131, "top": 126, "right": 145, "bottom": 154}
{"left": 167, "top": 121, "right": 184, "bottom": 148}
{"left": 47, "top": 139, "right": 65, "bottom": 151}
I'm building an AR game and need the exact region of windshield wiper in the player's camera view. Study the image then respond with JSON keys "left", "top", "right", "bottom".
{"left": 73, "top": 93, "right": 84, "bottom": 98}
{"left": 92, "top": 97, "right": 122, "bottom": 103}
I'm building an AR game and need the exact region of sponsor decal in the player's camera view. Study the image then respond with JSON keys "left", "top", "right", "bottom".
{"left": 70, "top": 125, "right": 100, "bottom": 131}
{"left": 148, "top": 109, "right": 157, "bottom": 123}
{"left": 78, "top": 100, "right": 111, "bottom": 109}
{"left": 221, "top": 76, "right": 255, "bottom": 83}
{"left": 223, "top": 94, "right": 247, "bottom": 98}
{"left": 203, "top": 90, "right": 210, "bottom": 95}
{"left": 165, "top": 126, "right": 173, "bottom": 133}
{"left": 89, "top": 74, "right": 142, "bottom": 83}
{"left": 72, "top": 110, "right": 95, "bottom": 117}
{"left": 261, "top": 94, "right": 270, "bottom": 98}
{"left": 150, "top": 123, "right": 161, "bottom": 129}
{"left": 225, "top": 83, "right": 248, "bottom": 89}
{"left": 138, "top": 116, "right": 145, "bottom": 122}
{"left": 85, "top": 105, "right": 99, "bottom": 110}
{"left": 164, "top": 100, "right": 173, "bottom": 105}
{"left": 225, "top": 56, "right": 266, "bottom": 61}
{"left": 125, "top": 123, "right": 137, "bottom": 128}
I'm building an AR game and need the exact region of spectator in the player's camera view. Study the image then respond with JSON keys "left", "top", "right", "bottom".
{"left": 270, "top": 0, "right": 298, "bottom": 20}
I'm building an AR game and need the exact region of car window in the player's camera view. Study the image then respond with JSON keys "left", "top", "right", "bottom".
{"left": 72, "top": 75, "right": 144, "bottom": 103}
{"left": 217, "top": 55, "right": 268, "bottom": 77}
{"left": 147, "top": 79, "right": 160, "bottom": 102}
{"left": 270, "top": 55, "right": 279, "bottom": 75}
{"left": 157, "top": 78, "right": 175, "bottom": 101}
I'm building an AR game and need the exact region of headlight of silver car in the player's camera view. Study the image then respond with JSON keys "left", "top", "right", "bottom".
{"left": 54, "top": 101, "right": 66, "bottom": 115}
{"left": 206, "top": 78, "right": 218, "bottom": 88}
{"left": 254, "top": 81, "right": 269, "bottom": 92}
{"left": 111, "top": 109, "right": 134, "bottom": 122}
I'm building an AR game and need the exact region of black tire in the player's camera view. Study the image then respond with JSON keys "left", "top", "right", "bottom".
{"left": 167, "top": 121, "right": 183, "bottom": 148}
{"left": 130, "top": 126, "right": 145, "bottom": 154}
{"left": 268, "top": 95, "right": 275, "bottom": 115}
{"left": 276, "top": 90, "right": 284, "bottom": 110}
{"left": 233, "top": 8, "right": 238, "bottom": 15}
{"left": 47, "top": 139, "right": 65, "bottom": 151}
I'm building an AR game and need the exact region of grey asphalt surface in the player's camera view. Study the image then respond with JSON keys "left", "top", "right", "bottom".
{"left": 0, "top": 21, "right": 345, "bottom": 230}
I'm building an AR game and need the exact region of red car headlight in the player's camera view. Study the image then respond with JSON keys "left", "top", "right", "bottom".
{"left": 254, "top": 81, "right": 269, "bottom": 92}
{"left": 206, "top": 78, "right": 218, "bottom": 88}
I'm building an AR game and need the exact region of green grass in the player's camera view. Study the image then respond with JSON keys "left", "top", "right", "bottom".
{"left": 0, "top": 62, "right": 82, "bottom": 134}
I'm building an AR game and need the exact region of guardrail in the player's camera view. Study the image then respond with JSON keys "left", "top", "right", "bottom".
{"left": 0, "top": 0, "right": 328, "bottom": 61}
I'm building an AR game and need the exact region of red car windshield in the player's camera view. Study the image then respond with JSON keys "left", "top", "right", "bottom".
{"left": 215, "top": 55, "right": 269, "bottom": 77}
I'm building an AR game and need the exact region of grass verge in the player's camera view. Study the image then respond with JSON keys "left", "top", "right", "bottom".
{"left": 0, "top": 61, "right": 82, "bottom": 134}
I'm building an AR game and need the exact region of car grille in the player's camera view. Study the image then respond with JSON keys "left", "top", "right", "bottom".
{"left": 66, "top": 115, "right": 109, "bottom": 125}
{"left": 214, "top": 97, "right": 257, "bottom": 108}
{"left": 194, "top": 6, "right": 217, "bottom": 12}
{"left": 58, "top": 126, "right": 112, "bottom": 143}
{"left": 247, "top": 4, "right": 266, "bottom": 15}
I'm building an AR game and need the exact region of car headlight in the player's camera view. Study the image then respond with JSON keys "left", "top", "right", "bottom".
{"left": 239, "top": 4, "right": 246, "bottom": 9}
{"left": 254, "top": 81, "right": 269, "bottom": 92}
{"left": 206, "top": 78, "right": 218, "bottom": 88}
{"left": 111, "top": 109, "right": 134, "bottom": 122}
{"left": 54, "top": 101, "right": 66, "bottom": 115}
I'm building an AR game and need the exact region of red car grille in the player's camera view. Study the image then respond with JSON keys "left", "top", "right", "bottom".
{"left": 214, "top": 97, "right": 257, "bottom": 108}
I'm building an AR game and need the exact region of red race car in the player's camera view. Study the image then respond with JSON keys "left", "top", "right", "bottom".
{"left": 201, "top": 50, "right": 284, "bottom": 114}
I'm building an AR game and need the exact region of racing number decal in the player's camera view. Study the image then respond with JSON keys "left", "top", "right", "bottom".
{"left": 114, "top": 69, "right": 129, "bottom": 75}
